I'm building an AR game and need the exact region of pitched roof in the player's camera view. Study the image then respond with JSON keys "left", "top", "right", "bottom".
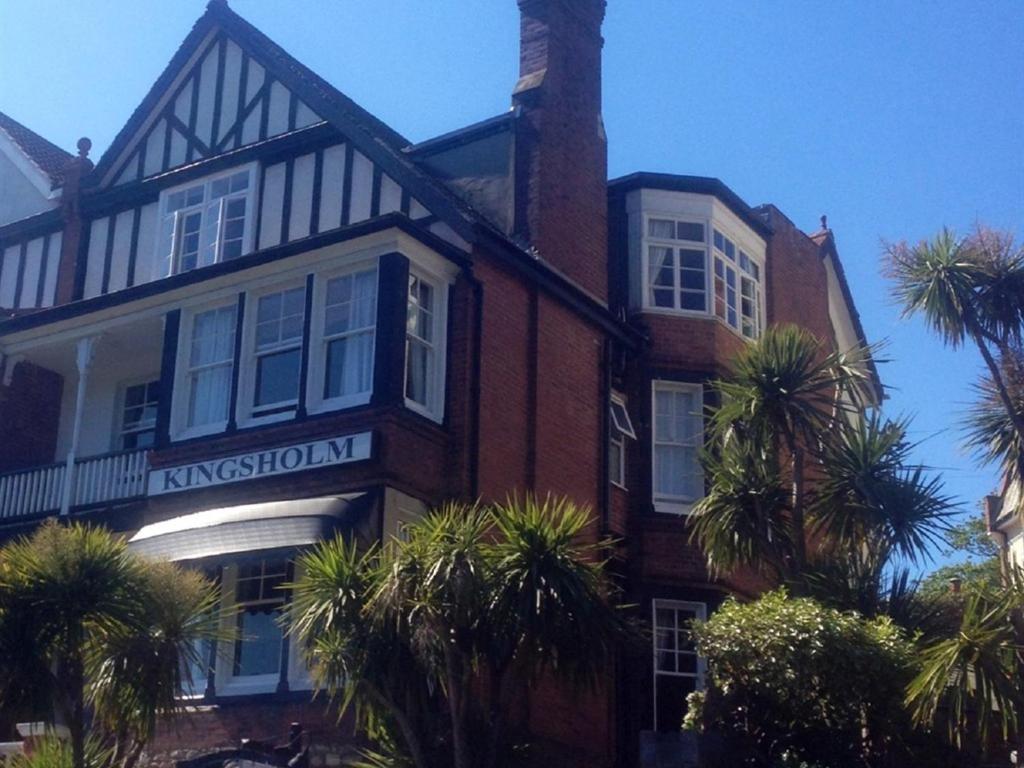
{"left": 0, "top": 111, "right": 73, "bottom": 188}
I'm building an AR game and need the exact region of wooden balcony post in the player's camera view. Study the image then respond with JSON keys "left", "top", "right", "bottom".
{"left": 59, "top": 336, "right": 97, "bottom": 516}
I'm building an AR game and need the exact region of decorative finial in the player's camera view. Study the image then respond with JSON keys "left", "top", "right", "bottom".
{"left": 76, "top": 137, "right": 91, "bottom": 159}
{"left": 820, "top": 214, "right": 828, "bottom": 231}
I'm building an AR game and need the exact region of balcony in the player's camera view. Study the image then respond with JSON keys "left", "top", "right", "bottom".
{"left": 0, "top": 448, "right": 149, "bottom": 520}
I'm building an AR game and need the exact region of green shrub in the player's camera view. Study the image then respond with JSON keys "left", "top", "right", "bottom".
{"left": 685, "top": 590, "right": 918, "bottom": 768}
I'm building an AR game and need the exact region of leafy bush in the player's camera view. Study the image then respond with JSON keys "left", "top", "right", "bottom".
{"left": 685, "top": 590, "right": 919, "bottom": 768}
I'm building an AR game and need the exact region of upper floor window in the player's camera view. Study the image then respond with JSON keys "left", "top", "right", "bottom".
{"left": 646, "top": 218, "right": 707, "bottom": 312}
{"left": 182, "top": 303, "right": 237, "bottom": 436}
{"left": 652, "top": 381, "right": 703, "bottom": 514}
{"left": 118, "top": 379, "right": 159, "bottom": 450}
{"left": 609, "top": 393, "right": 636, "bottom": 489}
{"left": 713, "top": 229, "right": 762, "bottom": 339}
{"left": 405, "top": 272, "right": 446, "bottom": 420}
{"left": 158, "top": 167, "right": 255, "bottom": 277}
{"left": 308, "top": 266, "right": 378, "bottom": 412}
{"left": 248, "top": 285, "right": 306, "bottom": 420}
{"left": 642, "top": 215, "right": 763, "bottom": 338}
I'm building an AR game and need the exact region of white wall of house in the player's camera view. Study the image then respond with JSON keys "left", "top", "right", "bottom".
{"left": 0, "top": 148, "right": 56, "bottom": 226}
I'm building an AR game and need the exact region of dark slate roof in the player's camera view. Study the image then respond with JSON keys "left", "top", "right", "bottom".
{"left": 0, "top": 111, "right": 73, "bottom": 188}
{"left": 608, "top": 172, "right": 773, "bottom": 239}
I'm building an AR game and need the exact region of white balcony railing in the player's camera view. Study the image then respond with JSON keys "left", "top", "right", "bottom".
{"left": 0, "top": 449, "right": 149, "bottom": 519}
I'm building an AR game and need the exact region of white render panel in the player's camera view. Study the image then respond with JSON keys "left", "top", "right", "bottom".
{"left": 143, "top": 119, "right": 166, "bottom": 178}
{"left": 240, "top": 110, "right": 260, "bottom": 146}
{"left": 259, "top": 163, "right": 287, "bottom": 248}
{"left": 168, "top": 129, "right": 188, "bottom": 170}
{"left": 349, "top": 151, "right": 373, "bottom": 223}
{"left": 134, "top": 203, "right": 159, "bottom": 286}
{"left": 294, "top": 101, "right": 319, "bottom": 129}
{"left": 289, "top": 153, "right": 316, "bottom": 241}
{"left": 245, "top": 58, "right": 265, "bottom": 104}
{"left": 218, "top": 41, "right": 244, "bottom": 145}
{"left": 318, "top": 143, "right": 345, "bottom": 231}
{"left": 380, "top": 174, "right": 402, "bottom": 215}
{"left": 18, "top": 237, "right": 44, "bottom": 308}
{"left": 409, "top": 198, "right": 429, "bottom": 219}
{"left": 84, "top": 217, "right": 110, "bottom": 299}
{"left": 267, "top": 81, "right": 290, "bottom": 137}
{"left": 174, "top": 78, "right": 193, "bottom": 123}
{"left": 194, "top": 47, "right": 219, "bottom": 151}
{"left": 428, "top": 221, "right": 471, "bottom": 252}
{"left": 107, "top": 209, "right": 135, "bottom": 293}
{"left": 0, "top": 245, "right": 18, "bottom": 308}
{"left": 112, "top": 161, "right": 133, "bottom": 187}
{"left": 40, "top": 231, "right": 61, "bottom": 307}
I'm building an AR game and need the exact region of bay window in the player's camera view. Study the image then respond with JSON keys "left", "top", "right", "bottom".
{"left": 652, "top": 382, "right": 704, "bottom": 513}
{"left": 642, "top": 214, "right": 763, "bottom": 338}
{"left": 157, "top": 166, "right": 254, "bottom": 278}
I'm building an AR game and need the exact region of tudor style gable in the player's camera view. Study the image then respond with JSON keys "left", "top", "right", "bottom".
{"left": 98, "top": 32, "right": 322, "bottom": 188}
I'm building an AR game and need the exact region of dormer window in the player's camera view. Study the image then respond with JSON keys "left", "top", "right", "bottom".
{"left": 157, "top": 166, "right": 255, "bottom": 277}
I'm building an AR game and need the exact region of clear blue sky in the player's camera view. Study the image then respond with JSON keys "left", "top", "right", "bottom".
{"left": 2, "top": 1, "right": 1022, "bottom": 569}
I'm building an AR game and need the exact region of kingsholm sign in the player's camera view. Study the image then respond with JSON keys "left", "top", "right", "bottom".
{"left": 147, "top": 432, "right": 372, "bottom": 496}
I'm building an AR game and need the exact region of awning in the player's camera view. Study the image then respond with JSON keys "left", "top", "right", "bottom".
{"left": 127, "top": 494, "right": 370, "bottom": 562}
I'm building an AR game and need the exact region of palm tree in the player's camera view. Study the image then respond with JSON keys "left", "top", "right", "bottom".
{"left": 689, "top": 324, "right": 870, "bottom": 583}
{"left": 887, "top": 226, "right": 1024, "bottom": 482}
{"left": 0, "top": 521, "right": 219, "bottom": 768}
{"left": 287, "top": 496, "right": 634, "bottom": 768}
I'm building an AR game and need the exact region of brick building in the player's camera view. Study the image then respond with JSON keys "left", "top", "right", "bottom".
{"left": 0, "top": 2, "right": 879, "bottom": 766}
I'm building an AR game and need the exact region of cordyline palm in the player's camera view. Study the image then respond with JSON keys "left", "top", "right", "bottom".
{"left": 906, "top": 583, "right": 1024, "bottom": 753}
{"left": 887, "top": 226, "right": 1024, "bottom": 482}
{"left": 689, "top": 324, "right": 869, "bottom": 582}
{"left": 287, "top": 496, "right": 633, "bottom": 768}
{"left": 0, "top": 521, "right": 220, "bottom": 768}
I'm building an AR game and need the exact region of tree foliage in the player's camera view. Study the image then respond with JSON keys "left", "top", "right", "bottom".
{"left": 0, "top": 521, "right": 220, "bottom": 768}
{"left": 288, "top": 496, "right": 635, "bottom": 768}
{"left": 685, "top": 590, "right": 920, "bottom": 768}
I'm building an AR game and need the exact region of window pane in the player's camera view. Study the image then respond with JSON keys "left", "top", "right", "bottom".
{"left": 679, "top": 249, "right": 704, "bottom": 270}
{"left": 648, "top": 219, "right": 675, "bottom": 239}
{"left": 609, "top": 438, "right": 623, "bottom": 485}
{"left": 676, "top": 222, "right": 705, "bottom": 242}
{"left": 680, "top": 291, "right": 705, "bottom": 311}
{"left": 648, "top": 246, "right": 675, "bottom": 287}
{"left": 255, "top": 348, "right": 301, "bottom": 406}
{"left": 406, "top": 339, "right": 431, "bottom": 405}
{"left": 655, "top": 675, "right": 696, "bottom": 732}
{"left": 325, "top": 333, "right": 374, "bottom": 398}
{"left": 233, "top": 607, "right": 282, "bottom": 677}
{"left": 188, "top": 365, "right": 232, "bottom": 426}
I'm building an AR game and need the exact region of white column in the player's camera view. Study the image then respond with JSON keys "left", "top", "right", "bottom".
{"left": 59, "top": 336, "right": 96, "bottom": 516}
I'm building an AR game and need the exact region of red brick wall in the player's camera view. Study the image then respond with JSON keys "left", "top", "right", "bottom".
{"left": 0, "top": 361, "right": 63, "bottom": 472}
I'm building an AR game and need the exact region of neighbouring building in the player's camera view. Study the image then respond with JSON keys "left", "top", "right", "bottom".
{"left": 0, "top": 2, "right": 880, "bottom": 766}
{"left": 987, "top": 478, "right": 1023, "bottom": 573}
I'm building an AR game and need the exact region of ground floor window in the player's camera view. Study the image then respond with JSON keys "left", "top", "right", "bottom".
{"left": 653, "top": 599, "right": 705, "bottom": 732}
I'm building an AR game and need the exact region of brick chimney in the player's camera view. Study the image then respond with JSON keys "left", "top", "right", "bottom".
{"left": 512, "top": 0, "right": 608, "bottom": 302}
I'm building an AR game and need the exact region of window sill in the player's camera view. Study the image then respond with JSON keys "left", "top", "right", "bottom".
{"left": 215, "top": 676, "right": 280, "bottom": 697}
{"left": 404, "top": 398, "right": 443, "bottom": 424}
{"left": 172, "top": 421, "right": 230, "bottom": 442}
{"left": 306, "top": 392, "right": 372, "bottom": 416}
{"left": 654, "top": 501, "right": 697, "bottom": 516}
{"left": 611, "top": 480, "right": 628, "bottom": 492}
{"left": 236, "top": 408, "right": 297, "bottom": 430}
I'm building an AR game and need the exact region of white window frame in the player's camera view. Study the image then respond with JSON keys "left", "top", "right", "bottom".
{"left": 639, "top": 213, "right": 765, "bottom": 340}
{"left": 609, "top": 392, "right": 634, "bottom": 490}
{"left": 154, "top": 163, "right": 257, "bottom": 280}
{"left": 112, "top": 376, "right": 160, "bottom": 452}
{"left": 712, "top": 227, "right": 764, "bottom": 339}
{"left": 651, "top": 381, "right": 704, "bottom": 515}
{"left": 170, "top": 300, "right": 239, "bottom": 441}
{"left": 305, "top": 259, "right": 380, "bottom": 415}
{"left": 652, "top": 599, "right": 706, "bottom": 732}
{"left": 403, "top": 268, "right": 449, "bottom": 423}
{"left": 215, "top": 560, "right": 288, "bottom": 697}
{"left": 641, "top": 214, "right": 710, "bottom": 316}
{"left": 236, "top": 280, "right": 307, "bottom": 428}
